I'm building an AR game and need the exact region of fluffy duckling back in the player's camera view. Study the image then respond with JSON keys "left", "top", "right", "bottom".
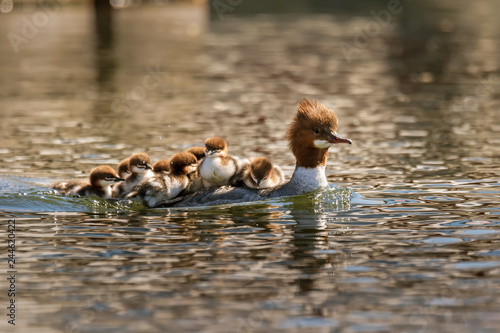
{"left": 152, "top": 159, "right": 171, "bottom": 173}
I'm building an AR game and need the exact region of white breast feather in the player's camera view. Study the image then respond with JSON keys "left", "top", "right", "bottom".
{"left": 289, "top": 166, "right": 328, "bottom": 193}
{"left": 200, "top": 157, "right": 236, "bottom": 186}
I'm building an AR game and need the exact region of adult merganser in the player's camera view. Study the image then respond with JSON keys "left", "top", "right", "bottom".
{"left": 198, "top": 137, "right": 249, "bottom": 188}
{"left": 243, "top": 157, "right": 285, "bottom": 189}
{"left": 117, "top": 158, "right": 131, "bottom": 178}
{"left": 155, "top": 98, "right": 351, "bottom": 208}
{"left": 52, "top": 166, "right": 124, "bottom": 198}
{"left": 152, "top": 159, "right": 171, "bottom": 173}
{"left": 127, "top": 152, "right": 198, "bottom": 207}
{"left": 112, "top": 152, "right": 153, "bottom": 198}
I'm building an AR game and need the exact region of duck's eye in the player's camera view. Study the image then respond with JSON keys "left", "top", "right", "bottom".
{"left": 313, "top": 128, "right": 320, "bottom": 134}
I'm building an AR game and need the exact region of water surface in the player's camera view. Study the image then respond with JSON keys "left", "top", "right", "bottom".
{"left": 1, "top": 1, "right": 500, "bottom": 332}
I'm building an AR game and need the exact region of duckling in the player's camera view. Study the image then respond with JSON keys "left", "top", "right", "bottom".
{"left": 198, "top": 137, "right": 249, "bottom": 188}
{"left": 127, "top": 152, "right": 198, "bottom": 207}
{"left": 243, "top": 157, "right": 285, "bottom": 189}
{"left": 152, "top": 159, "right": 171, "bottom": 173}
{"left": 53, "top": 166, "right": 124, "bottom": 198}
{"left": 117, "top": 158, "right": 131, "bottom": 179}
{"left": 112, "top": 152, "right": 153, "bottom": 198}
{"left": 179, "top": 146, "right": 207, "bottom": 195}
{"left": 185, "top": 146, "right": 206, "bottom": 161}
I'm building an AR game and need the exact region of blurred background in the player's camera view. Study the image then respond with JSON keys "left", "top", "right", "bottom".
{"left": 1, "top": 1, "right": 500, "bottom": 332}
{"left": 1, "top": 0, "right": 498, "bottom": 181}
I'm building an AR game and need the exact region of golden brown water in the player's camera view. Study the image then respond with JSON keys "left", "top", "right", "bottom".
{"left": 1, "top": 1, "right": 500, "bottom": 332}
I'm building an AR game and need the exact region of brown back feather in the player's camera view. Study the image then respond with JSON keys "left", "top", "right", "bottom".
{"left": 153, "top": 159, "right": 171, "bottom": 172}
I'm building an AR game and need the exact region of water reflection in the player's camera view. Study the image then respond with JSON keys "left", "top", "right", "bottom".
{"left": 289, "top": 203, "right": 330, "bottom": 293}
{"left": 94, "top": 0, "right": 114, "bottom": 50}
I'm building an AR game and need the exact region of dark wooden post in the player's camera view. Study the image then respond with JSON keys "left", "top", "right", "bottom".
{"left": 94, "top": 0, "right": 113, "bottom": 49}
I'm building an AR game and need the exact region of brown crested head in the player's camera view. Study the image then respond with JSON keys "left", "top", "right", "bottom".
{"left": 250, "top": 157, "right": 273, "bottom": 180}
{"left": 286, "top": 99, "right": 351, "bottom": 168}
{"left": 89, "top": 165, "right": 124, "bottom": 188}
{"left": 128, "top": 153, "right": 152, "bottom": 172}
{"left": 153, "top": 159, "right": 171, "bottom": 173}
{"left": 185, "top": 146, "right": 207, "bottom": 161}
{"left": 170, "top": 152, "right": 198, "bottom": 175}
{"left": 117, "top": 158, "right": 130, "bottom": 178}
{"left": 204, "top": 137, "right": 227, "bottom": 155}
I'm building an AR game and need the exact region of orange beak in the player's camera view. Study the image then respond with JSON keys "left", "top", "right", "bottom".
{"left": 328, "top": 132, "right": 352, "bottom": 144}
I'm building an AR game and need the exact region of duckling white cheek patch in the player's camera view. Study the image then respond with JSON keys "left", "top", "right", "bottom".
{"left": 314, "top": 140, "right": 332, "bottom": 148}
{"left": 251, "top": 173, "right": 258, "bottom": 183}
